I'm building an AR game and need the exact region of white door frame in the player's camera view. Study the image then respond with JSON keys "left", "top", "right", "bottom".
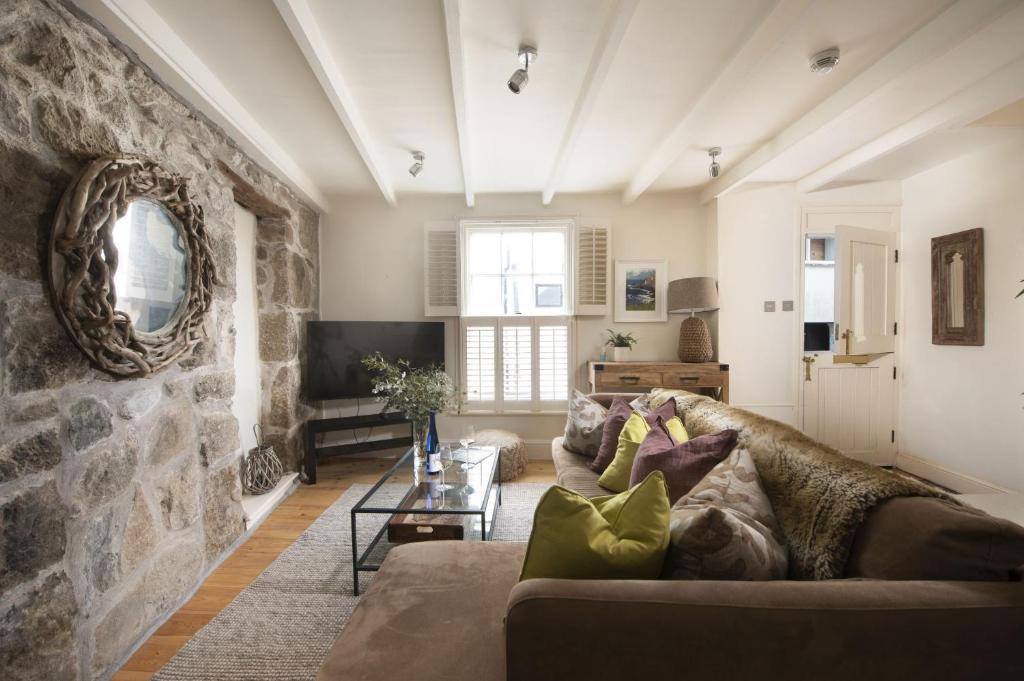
{"left": 795, "top": 205, "right": 901, "bottom": 459}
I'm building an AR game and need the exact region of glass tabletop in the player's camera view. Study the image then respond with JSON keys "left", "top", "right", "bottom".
{"left": 353, "top": 445, "right": 500, "bottom": 514}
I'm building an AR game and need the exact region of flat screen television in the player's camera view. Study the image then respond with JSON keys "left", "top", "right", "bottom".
{"left": 305, "top": 321, "right": 445, "bottom": 400}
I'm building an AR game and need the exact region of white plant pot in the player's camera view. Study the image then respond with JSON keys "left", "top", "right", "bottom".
{"left": 612, "top": 346, "right": 632, "bottom": 362}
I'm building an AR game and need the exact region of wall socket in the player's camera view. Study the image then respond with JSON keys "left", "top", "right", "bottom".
{"left": 782, "top": 300, "right": 794, "bottom": 312}
{"left": 763, "top": 301, "right": 776, "bottom": 312}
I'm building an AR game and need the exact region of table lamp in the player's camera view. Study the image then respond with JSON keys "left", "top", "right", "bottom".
{"left": 668, "top": 277, "right": 718, "bottom": 363}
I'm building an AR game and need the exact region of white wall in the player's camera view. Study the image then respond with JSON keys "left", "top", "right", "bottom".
{"left": 318, "top": 191, "right": 710, "bottom": 455}
{"left": 232, "top": 204, "right": 260, "bottom": 454}
{"left": 897, "top": 141, "right": 1024, "bottom": 493}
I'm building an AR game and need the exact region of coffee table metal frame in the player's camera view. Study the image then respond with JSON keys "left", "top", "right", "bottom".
{"left": 350, "top": 446, "right": 502, "bottom": 595}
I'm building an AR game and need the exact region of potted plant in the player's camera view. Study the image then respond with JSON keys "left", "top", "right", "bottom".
{"left": 605, "top": 329, "right": 638, "bottom": 362}
{"left": 362, "top": 353, "right": 454, "bottom": 458}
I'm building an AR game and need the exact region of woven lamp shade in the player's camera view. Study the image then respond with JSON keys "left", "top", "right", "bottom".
{"left": 668, "top": 277, "right": 718, "bottom": 364}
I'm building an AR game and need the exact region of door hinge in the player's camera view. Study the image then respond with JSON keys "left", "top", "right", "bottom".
{"left": 894, "top": 249, "right": 899, "bottom": 263}
{"left": 893, "top": 321, "right": 898, "bottom": 335}
{"left": 891, "top": 430, "right": 895, "bottom": 443}
{"left": 893, "top": 367, "right": 897, "bottom": 380}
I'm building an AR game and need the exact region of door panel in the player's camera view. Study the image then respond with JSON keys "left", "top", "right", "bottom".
{"left": 836, "top": 225, "right": 897, "bottom": 355}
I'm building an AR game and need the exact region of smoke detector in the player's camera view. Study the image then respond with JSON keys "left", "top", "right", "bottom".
{"left": 809, "top": 47, "right": 840, "bottom": 74}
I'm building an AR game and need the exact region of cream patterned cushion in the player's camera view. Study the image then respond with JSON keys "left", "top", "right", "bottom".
{"left": 663, "top": 448, "right": 788, "bottom": 580}
{"left": 562, "top": 389, "right": 608, "bottom": 458}
{"left": 472, "top": 429, "right": 528, "bottom": 482}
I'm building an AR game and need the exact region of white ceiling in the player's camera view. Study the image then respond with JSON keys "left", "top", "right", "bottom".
{"left": 77, "top": 0, "right": 1024, "bottom": 210}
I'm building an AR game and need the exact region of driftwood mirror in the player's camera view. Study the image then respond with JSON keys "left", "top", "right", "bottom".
{"left": 931, "top": 227, "right": 983, "bottom": 346}
{"left": 48, "top": 155, "right": 217, "bottom": 377}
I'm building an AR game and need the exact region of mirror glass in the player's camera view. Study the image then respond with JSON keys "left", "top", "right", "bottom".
{"left": 947, "top": 251, "right": 965, "bottom": 328}
{"left": 111, "top": 198, "right": 188, "bottom": 333}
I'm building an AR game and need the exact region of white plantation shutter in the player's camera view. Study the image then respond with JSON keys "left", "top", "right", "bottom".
{"left": 424, "top": 221, "right": 459, "bottom": 316}
{"left": 463, "top": 322, "right": 496, "bottom": 404}
{"left": 538, "top": 323, "right": 569, "bottom": 402}
{"left": 462, "top": 317, "right": 571, "bottom": 411}
{"left": 501, "top": 326, "right": 532, "bottom": 401}
{"left": 575, "top": 225, "right": 610, "bottom": 315}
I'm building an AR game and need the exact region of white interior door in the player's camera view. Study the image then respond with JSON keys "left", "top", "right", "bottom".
{"left": 233, "top": 204, "right": 260, "bottom": 454}
{"left": 800, "top": 211, "right": 898, "bottom": 466}
{"left": 835, "top": 224, "right": 898, "bottom": 355}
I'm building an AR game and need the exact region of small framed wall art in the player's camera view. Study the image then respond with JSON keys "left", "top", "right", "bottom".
{"left": 931, "top": 227, "right": 984, "bottom": 346}
{"left": 614, "top": 259, "right": 668, "bottom": 322}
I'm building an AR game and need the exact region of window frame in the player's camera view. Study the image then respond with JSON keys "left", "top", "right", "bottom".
{"left": 458, "top": 218, "right": 575, "bottom": 318}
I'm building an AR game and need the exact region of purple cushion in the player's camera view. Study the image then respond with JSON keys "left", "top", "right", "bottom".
{"left": 589, "top": 397, "right": 676, "bottom": 474}
{"left": 629, "top": 423, "right": 738, "bottom": 504}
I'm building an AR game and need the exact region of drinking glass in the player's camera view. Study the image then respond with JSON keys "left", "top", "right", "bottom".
{"left": 459, "top": 425, "right": 476, "bottom": 470}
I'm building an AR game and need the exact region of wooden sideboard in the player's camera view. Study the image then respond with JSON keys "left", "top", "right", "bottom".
{"left": 587, "top": 361, "right": 729, "bottom": 403}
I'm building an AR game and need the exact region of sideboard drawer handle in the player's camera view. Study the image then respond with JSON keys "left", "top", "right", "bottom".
{"left": 677, "top": 377, "right": 699, "bottom": 385}
{"left": 619, "top": 376, "right": 640, "bottom": 384}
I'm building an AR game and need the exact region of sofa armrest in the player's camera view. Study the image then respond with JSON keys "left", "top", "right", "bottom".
{"left": 505, "top": 578, "right": 1024, "bottom": 681}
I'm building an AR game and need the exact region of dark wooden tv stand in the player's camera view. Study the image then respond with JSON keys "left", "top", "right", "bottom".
{"left": 304, "top": 411, "right": 412, "bottom": 484}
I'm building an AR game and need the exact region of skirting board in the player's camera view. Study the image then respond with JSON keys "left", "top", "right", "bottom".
{"left": 242, "top": 472, "right": 300, "bottom": 529}
{"left": 895, "top": 452, "right": 1011, "bottom": 495}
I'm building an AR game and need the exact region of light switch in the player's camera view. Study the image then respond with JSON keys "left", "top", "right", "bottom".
{"left": 782, "top": 300, "right": 794, "bottom": 312}
{"left": 763, "top": 301, "right": 776, "bottom": 312}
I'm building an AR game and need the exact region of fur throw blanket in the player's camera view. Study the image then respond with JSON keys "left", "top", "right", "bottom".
{"left": 650, "top": 390, "right": 954, "bottom": 580}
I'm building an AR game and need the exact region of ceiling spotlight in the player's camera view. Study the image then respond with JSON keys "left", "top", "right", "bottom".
{"left": 809, "top": 47, "right": 841, "bottom": 74}
{"left": 508, "top": 45, "right": 537, "bottom": 95}
{"left": 708, "top": 147, "right": 722, "bottom": 178}
{"left": 408, "top": 150, "right": 425, "bottom": 178}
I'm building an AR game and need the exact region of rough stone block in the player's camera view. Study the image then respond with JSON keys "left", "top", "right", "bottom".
{"left": 71, "top": 443, "right": 137, "bottom": 511}
{"left": 193, "top": 370, "right": 235, "bottom": 402}
{"left": 116, "top": 386, "right": 162, "bottom": 420}
{"left": 0, "top": 571, "right": 78, "bottom": 681}
{"left": 5, "top": 394, "right": 59, "bottom": 425}
{"left": 256, "top": 217, "right": 292, "bottom": 244}
{"left": 155, "top": 457, "right": 201, "bottom": 530}
{"left": 146, "top": 400, "right": 194, "bottom": 467}
{"left": 33, "top": 93, "right": 118, "bottom": 159}
{"left": 120, "top": 484, "right": 159, "bottom": 577}
{"left": 271, "top": 248, "right": 315, "bottom": 309}
{"left": 0, "top": 293, "right": 90, "bottom": 393}
{"left": 0, "top": 427, "right": 61, "bottom": 483}
{"left": 203, "top": 461, "right": 244, "bottom": 561}
{"left": 68, "top": 397, "right": 112, "bottom": 452}
{"left": 0, "top": 481, "right": 68, "bottom": 591}
{"left": 259, "top": 311, "right": 298, "bottom": 363}
{"left": 268, "top": 363, "right": 301, "bottom": 429}
{"left": 198, "top": 410, "right": 240, "bottom": 467}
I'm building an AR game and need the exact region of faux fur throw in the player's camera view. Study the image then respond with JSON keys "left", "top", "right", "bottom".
{"left": 650, "top": 390, "right": 954, "bottom": 580}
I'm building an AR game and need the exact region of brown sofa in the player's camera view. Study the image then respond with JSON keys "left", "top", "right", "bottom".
{"left": 318, "top": 393, "right": 1024, "bottom": 681}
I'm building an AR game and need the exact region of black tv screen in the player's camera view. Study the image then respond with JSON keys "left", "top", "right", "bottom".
{"left": 305, "top": 321, "right": 445, "bottom": 400}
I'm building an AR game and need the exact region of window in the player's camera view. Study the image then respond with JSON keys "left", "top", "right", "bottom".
{"left": 459, "top": 220, "right": 573, "bottom": 412}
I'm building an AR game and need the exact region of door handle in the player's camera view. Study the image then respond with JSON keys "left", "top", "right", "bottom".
{"left": 802, "top": 355, "right": 816, "bottom": 381}
{"left": 619, "top": 376, "right": 640, "bottom": 384}
{"left": 840, "top": 329, "right": 852, "bottom": 355}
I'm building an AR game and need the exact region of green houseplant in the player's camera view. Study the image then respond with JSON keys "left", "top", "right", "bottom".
{"left": 605, "top": 329, "right": 638, "bottom": 362}
{"left": 362, "top": 353, "right": 454, "bottom": 455}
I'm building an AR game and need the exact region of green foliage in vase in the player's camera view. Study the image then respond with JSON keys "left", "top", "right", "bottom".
{"left": 362, "top": 352, "right": 454, "bottom": 424}
{"left": 605, "top": 329, "right": 638, "bottom": 348}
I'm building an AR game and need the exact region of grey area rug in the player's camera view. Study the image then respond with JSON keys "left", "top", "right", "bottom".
{"left": 152, "top": 481, "right": 550, "bottom": 681}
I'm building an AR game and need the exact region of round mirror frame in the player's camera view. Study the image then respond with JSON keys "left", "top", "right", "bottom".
{"left": 48, "top": 155, "right": 218, "bottom": 378}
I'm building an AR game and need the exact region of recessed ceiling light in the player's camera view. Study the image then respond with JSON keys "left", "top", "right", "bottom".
{"left": 508, "top": 45, "right": 537, "bottom": 95}
{"left": 409, "top": 150, "right": 425, "bottom": 178}
{"left": 809, "top": 47, "right": 841, "bottom": 74}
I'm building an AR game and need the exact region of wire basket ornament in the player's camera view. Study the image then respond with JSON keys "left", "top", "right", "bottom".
{"left": 242, "top": 425, "right": 284, "bottom": 495}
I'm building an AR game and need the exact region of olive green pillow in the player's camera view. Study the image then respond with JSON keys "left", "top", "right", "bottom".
{"left": 597, "top": 411, "right": 687, "bottom": 493}
{"left": 519, "top": 471, "right": 671, "bottom": 581}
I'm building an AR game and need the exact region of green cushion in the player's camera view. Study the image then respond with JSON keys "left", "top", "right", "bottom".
{"left": 597, "top": 412, "right": 687, "bottom": 493}
{"left": 519, "top": 471, "right": 671, "bottom": 580}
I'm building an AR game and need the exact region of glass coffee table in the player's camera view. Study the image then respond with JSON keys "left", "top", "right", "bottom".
{"left": 350, "top": 445, "right": 501, "bottom": 595}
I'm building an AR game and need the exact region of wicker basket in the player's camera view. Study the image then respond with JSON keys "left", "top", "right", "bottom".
{"left": 242, "top": 426, "right": 284, "bottom": 495}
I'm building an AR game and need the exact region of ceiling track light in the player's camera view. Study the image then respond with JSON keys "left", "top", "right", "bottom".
{"left": 408, "top": 150, "right": 425, "bottom": 178}
{"left": 708, "top": 147, "right": 722, "bottom": 178}
{"left": 809, "top": 47, "right": 841, "bottom": 74}
{"left": 508, "top": 45, "right": 537, "bottom": 95}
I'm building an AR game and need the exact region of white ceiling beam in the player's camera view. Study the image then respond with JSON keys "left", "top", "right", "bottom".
{"left": 542, "top": 0, "right": 639, "bottom": 206}
{"left": 623, "top": 0, "right": 811, "bottom": 204}
{"left": 701, "top": 0, "right": 1019, "bottom": 203}
{"left": 71, "top": 0, "right": 328, "bottom": 213}
{"left": 442, "top": 0, "right": 474, "bottom": 208}
{"left": 273, "top": 0, "right": 396, "bottom": 206}
{"left": 797, "top": 56, "right": 1024, "bottom": 193}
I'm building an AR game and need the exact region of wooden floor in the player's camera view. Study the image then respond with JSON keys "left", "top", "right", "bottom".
{"left": 112, "top": 457, "right": 557, "bottom": 681}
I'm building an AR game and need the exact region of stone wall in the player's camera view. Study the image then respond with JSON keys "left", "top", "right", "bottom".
{"left": 0, "top": 1, "right": 319, "bottom": 680}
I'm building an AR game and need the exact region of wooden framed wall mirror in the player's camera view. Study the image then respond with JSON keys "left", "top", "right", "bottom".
{"left": 931, "top": 227, "right": 983, "bottom": 346}
{"left": 48, "top": 155, "right": 217, "bottom": 377}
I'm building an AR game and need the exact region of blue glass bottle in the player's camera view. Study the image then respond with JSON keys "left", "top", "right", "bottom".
{"left": 424, "top": 412, "right": 440, "bottom": 455}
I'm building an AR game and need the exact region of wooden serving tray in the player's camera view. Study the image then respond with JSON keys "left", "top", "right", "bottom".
{"left": 386, "top": 482, "right": 468, "bottom": 543}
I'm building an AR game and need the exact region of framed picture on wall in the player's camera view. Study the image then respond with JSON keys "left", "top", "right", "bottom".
{"left": 614, "top": 259, "right": 668, "bottom": 322}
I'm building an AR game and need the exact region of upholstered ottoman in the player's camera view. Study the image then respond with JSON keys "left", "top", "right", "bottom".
{"left": 473, "top": 429, "right": 527, "bottom": 481}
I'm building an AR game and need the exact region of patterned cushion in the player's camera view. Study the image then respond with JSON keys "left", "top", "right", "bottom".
{"left": 590, "top": 397, "right": 677, "bottom": 474}
{"left": 629, "top": 424, "right": 736, "bottom": 504}
{"left": 663, "top": 448, "right": 788, "bottom": 581}
{"left": 562, "top": 390, "right": 608, "bottom": 458}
